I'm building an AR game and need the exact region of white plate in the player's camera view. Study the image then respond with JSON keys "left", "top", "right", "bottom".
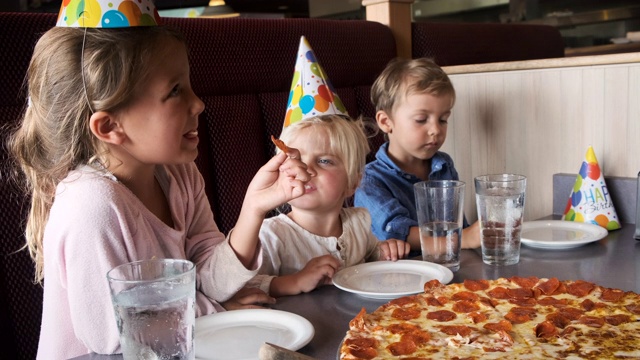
{"left": 520, "top": 220, "right": 608, "bottom": 250}
{"left": 194, "top": 309, "right": 314, "bottom": 360}
{"left": 332, "top": 260, "right": 454, "bottom": 300}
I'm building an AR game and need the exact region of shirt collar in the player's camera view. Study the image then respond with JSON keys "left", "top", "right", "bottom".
{"left": 375, "top": 142, "right": 450, "bottom": 179}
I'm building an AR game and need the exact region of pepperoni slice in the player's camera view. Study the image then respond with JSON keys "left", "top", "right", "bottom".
{"left": 545, "top": 312, "right": 570, "bottom": 328}
{"left": 535, "top": 320, "right": 559, "bottom": 339}
{"left": 578, "top": 315, "right": 605, "bottom": 328}
{"left": 510, "top": 276, "right": 540, "bottom": 289}
{"left": 427, "top": 310, "right": 457, "bottom": 322}
{"left": 604, "top": 314, "right": 631, "bottom": 326}
{"left": 560, "top": 326, "right": 577, "bottom": 337}
{"left": 510, "top": 307, "right": 537, "bottom": 316}
{"left": 508, "top": 297, "right": 537, "bottom": 307}
{"left": 424, "top": 279, "right": 445, "bottom": 293}
{"left": 389, "top": 295, "right": 421, "bottom": 307}
{"left": 538, "top": 296, "right": 567, "bottom": 307}
{"left": 581, "top": 298, "right": 595, "bottom": 311}
{"left": 387, "top": 323, "right": 420, "bottom": 335}
{"left": 463, "top": 279, "right": 490, "bottom": 291}
{"left": 487, "top": 287, "right": 510, "bottom": 299}
{"left": 558, "top": 307, "right": 584, "bottom": 321}
{"left": 566, "top": 280, "right": 595, "bottom": 297}
{"left": 425, "top": 296, "right": 442, "bottom": 307}
{"left": 626, "top": 304, "right": 640, "bottom": 314}
{"left": 401, "top": 331, "right": 431, "bottom": 346}
{"left": 551, "top": 282, "right": 567, "bottom": 295}
{"left": 579, "top": 299, "right": 605, "bottom": 312}
{"left": 483, "top": 346, "right": 507, "bottom": 353}
{"left": 387, "top": 340, "right": 417, "bottom": 356}
{"left": 484, "top": 320, "right": 512, "bottom": 333}
{"left": 270, "top": 135, "right": 290, "bottom": 153}
{"left": 600, "top": 288, "right": 625, "bottom": 302}
{"left": 436, "top": 296, "right": 450, "bottom": 305}
{"left": 392, "top": 307, "right": 421, "bottom": 320}
{"left": 439, "top": 325, "right": 473, "bottom": 337}
{"left": 468, "top": 311, "right": 488, "bottom": 324}
{"left": 535, "top": 278, "right": 560, "bottom": 295}
{"left": 452, "top": 300, "right": 481, "bottom": 313}
{"left": 479, "top": 296, "right": 497, "bottom": 308}
{"left": 452, "top": 291, "right": 480, "bottom": 302}
{"left": 506, "top": 287, "right": 534, "bottom": 299}
{"left": 505, "top": 311, "right": 531, "bottom": 324}
{"left": 505, "top": 307, "right": 536, "bottom": 324}
{"left": 345, "top": 337, "right": 378, "bottom": 359}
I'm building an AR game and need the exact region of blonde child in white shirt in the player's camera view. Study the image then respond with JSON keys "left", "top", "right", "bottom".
{"left": 249, "top": 115, "right": 410, "bottom": 296}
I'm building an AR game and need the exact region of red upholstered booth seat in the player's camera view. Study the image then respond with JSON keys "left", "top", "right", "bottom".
{"left": 0, "top": 12, "right": 563, "bottom": 359}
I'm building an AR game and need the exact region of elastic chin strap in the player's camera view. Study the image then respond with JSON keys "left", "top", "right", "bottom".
{"left": 81, "top": 27, "right": 94, "bottom": 114}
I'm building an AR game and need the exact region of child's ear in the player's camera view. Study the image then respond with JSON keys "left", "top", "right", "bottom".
{"left": 89, "top": 111, "right": 126, "bottom": 145}
{"left": 376, "top": 110, "right": 393, "bottom": 134}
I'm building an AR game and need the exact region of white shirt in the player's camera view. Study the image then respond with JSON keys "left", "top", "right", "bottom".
{"left": 249, "top": 207, "right": 381, "bottom": 294}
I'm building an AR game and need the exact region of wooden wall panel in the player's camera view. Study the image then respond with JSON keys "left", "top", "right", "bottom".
{"left": 442, "top": 59, "right": 640, "bottom": 222}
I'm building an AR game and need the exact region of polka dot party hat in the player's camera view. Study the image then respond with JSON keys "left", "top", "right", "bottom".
{"left": 56, "top": 0, "right": 161, "bottom": 28}
{"left": 561, "top": 146, "right": 620, "bottom": 230}
{"left": 284, "top": 36, "right": 348, "bottom": 127}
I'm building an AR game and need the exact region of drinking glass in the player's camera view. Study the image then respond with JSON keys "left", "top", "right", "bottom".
{"left": 107, "top": 259, "right": 196, "bottom": 360}
{"left": 414, "top": 180, "right": 465, "bottom": 272}
{"left": 474, "top": 174, "right": 527, "bottom": 265}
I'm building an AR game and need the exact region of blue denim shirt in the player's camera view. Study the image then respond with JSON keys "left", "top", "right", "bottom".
{"left": 354, "top": 142, "right": 465, "bottom": 243}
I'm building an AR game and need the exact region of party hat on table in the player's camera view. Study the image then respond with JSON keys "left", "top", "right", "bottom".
{"left": 561, "top": 146, "right": 620, "bottom": 230}
{"left": 57, "top": 0, "right": 161, "bottom": 28}
{"left": 284, "top": 36, "right": 348, "bottom": 127}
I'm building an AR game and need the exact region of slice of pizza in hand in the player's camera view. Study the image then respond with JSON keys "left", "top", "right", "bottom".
{"left": 340, "top": 276, "right": 640, "bottom": 359}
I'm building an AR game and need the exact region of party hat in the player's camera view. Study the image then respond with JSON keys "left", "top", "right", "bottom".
{"left": 284, "top": 36, "right": 348, "bottom": 127}
{"left": 562, "top": 146, "right": 621, "bottom": 230}
{"left": 57, "top": 0, "right": 161, "bottom": 28}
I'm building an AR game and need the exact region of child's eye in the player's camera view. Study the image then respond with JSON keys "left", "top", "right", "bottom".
{"left": 168, "top": 84, "right": 180, "bottom": 98}
{"left": 318, "top": 158, "right": 334, "bottom": 166}
{"left": 439, "top": 118, "right": 449, "bottom": 124}
{"left": 415, "top": 118, "right": 427, "bottom": 124}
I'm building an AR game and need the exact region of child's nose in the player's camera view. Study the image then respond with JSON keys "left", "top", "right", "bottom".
{"left": 306, "top": 163, "right": 317, "bottom": 177}
{"left": 191, "top": 91, "right": 205, "bottom": 116}
{"left": 428, "top": 124, "right": 442, "bottom": 136}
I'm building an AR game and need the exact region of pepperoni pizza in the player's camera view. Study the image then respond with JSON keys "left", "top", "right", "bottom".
{"left": 340, "top": 276, "right": 640, "bottom": 359}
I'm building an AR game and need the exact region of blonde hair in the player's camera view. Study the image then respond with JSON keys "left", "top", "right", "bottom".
{"left": 371, "top": 57, "right": 455, "bottom": 114}
{"left": 9, "top": 26, "right": 185, "bottom": 283}
{"left": 277, "top": 115, "right": 370, "bottom": 196}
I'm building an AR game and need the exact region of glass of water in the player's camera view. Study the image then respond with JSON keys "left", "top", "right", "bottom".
{"left": 414, "top": 180, "right": 465, "bottom": 272}
{"left": 107, "top": 259, "right": 196, "bottom": 360}
{"left": 474, "top": 174, "right": 527, "bottom": 266}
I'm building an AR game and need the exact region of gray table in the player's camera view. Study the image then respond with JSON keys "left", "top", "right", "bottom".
{"left": 72, "top": 221, "right": 640, "bottom": 360}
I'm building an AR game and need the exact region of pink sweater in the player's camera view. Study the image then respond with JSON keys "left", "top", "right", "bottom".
{"left": 38, "top": 163, "right": 260, "bottom": 360}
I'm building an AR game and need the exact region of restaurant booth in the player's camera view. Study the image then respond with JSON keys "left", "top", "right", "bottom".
{"left": 1, "top": 1, "right": 638, "bottom": 359}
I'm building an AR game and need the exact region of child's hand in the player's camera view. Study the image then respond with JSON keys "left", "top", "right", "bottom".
{"left": 461, "top": 221, "right": 481, "bottom": 249}
{"left": 245, "top": 150, "right": 310, "bottom": 215}
{"left": 268, "top": 255, "right": 340, "bottom": 297}
{"left": 221, "top": 287, "right": 276, "bottom": 311}
{"left": 378, "top": 239, "right": 411, "bottom": 261}
{"left": 294, "top": 255, "right": 340, "bottom": 293}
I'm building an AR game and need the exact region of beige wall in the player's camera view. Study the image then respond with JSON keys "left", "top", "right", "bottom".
{"left": 440, "top": 54, "right": 640, "bottom": 222}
